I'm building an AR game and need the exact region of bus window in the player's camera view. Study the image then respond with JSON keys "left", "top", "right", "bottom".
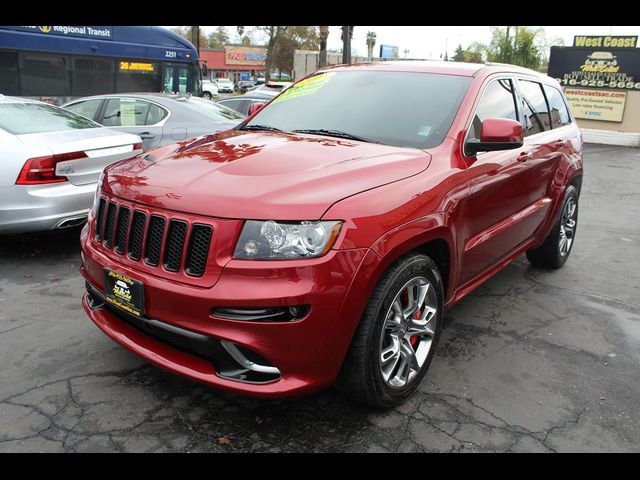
{"left": 178, "top": 66, "right": 188, "bottom": 94}
{"left": 20, "top": 53, "right": 70, "bottom": 96}
{"left": 116, "top": 60, "right": 161, "bottom": 93}
{"left": 72, "top": 57, "right": 115, "bottom": 96}
{"left": 0, "top": 50, "right": 19, "bottom": 95}
{"left": 164, "top": 65, "right": 175, "bottom": 93}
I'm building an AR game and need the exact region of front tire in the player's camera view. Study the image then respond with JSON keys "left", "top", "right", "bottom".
{"left": 526, "top": 184, "right": 579, "bottom": 268}
{"left": 203, "top": 92, "right": 213, "bottom": 100}
{"left": 336, "top": 253, "right": 444, "bottom": 408}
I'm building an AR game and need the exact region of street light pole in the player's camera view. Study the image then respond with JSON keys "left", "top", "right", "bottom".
{"left": 444, "top": 34, "right": 461, "bottom": 62}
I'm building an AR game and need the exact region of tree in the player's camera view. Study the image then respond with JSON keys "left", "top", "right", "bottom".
{"left": 366, "top": 31, "right": 377, "bottom": 60}
{"left": 319, "top": 26, "right": 329, "bottom": 68}
{"left": 171, "top": 26, "right": 206, "bottom": 50}
{"left": 452, "top": 43, "right": 485, "bottom": 63}
{"left": 486, "top": 26, "right": 544, "bottom": 70}
{"left": 206, "top": 26, "right": 229, "bottom": 49}
{"left": 253, "top": 26, "right": 319, "bottom": 80}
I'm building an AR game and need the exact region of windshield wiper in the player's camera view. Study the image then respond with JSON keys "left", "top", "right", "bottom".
{"left": 239, "top": 124, "right": 283, "bottom": 132}
{"left": 292, "top": 129, "right": 381, "bottom": 144}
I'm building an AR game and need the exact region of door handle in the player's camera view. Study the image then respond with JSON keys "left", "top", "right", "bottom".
{"left": 139, "top": 132, "right": 155, "bottom": 140}
{"left": 517, "top": 151, "right": 531, "bottom": 162}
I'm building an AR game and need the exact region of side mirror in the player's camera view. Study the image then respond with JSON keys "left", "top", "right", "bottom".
{"left": 247, "top": 102, "right": 266, "bottom": 117}
{"left": 465, "top": 118, "right": 523, "bottom": 156}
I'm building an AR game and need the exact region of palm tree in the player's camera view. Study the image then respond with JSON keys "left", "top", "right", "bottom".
{"left": 319, "top": 26, "right": 329, "bottom": 68}
{"left": 366, "top": 31, "right": 377, "bottom": 60}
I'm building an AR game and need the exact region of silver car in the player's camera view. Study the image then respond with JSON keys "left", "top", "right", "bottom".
{"left": 0, "top": 95, "right": 143, "bottom": 234}
{"left": 63, "top": 93, "right": 245, "bottom": 151}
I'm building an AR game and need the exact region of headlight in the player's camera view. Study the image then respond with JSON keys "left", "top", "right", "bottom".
{"left": 234, "top": 220, "right": 342, "bottom": 260}
{"left": 92, "top": 172, "right": 104, "bottom": 213}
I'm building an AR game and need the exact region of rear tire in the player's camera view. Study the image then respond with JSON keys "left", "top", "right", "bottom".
{"left": 336, "top": 252, "right": 444, "bottom": 409}
{"left": 203, "top": 92, "right": 213, "bottom": 100}
{"left": 526, "top": 185, "right": 579, "bottom": 269}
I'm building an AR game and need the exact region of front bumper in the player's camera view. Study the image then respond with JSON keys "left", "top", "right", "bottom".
{"left": 80, "top": 224, "right": 375, "bottom": 397}
{"left": 0, "top": 182, "right": 95, "bottom": 234}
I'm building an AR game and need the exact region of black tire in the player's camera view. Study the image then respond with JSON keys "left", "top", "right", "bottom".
{"left": 203, "top": 92, "right": 213, "bottom": 100}
{"left": 336, "top": 252, "right": 444, "bottom": 409}
{"left": 526, "top": 185, "right": 579, "bottom": 269}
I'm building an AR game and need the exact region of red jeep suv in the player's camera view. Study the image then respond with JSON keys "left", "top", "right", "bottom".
{"left": 80, "top": 62, "right": 583, "bottom": 408}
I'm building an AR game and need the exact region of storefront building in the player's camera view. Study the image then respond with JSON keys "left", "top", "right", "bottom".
{"left": 548, "top": 36, "right": 640, "bottom": 147}
{"left": 199, "top": 45, "right": 266, "bottom": 83}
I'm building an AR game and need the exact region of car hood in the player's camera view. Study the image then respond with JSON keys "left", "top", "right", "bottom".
{"left": 103, "top": 130, "right": 431, "bottom": 220}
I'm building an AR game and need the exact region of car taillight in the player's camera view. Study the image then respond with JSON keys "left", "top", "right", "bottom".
{"left": 133, "top": 142, "right": 143, "bottom": 150}
{"left": 15, "top": 151, "right": 87, "bottom": 185}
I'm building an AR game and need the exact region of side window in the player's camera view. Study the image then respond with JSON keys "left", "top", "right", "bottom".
{"left": 219, "top": 99, "right": 243, "bottom": 113}
{"left": 543, "top": 84, "right": 571, "bottom": 128}
{"left": 518, "top": 80, "right": 552, "bottom": 136}
{"left": 19, "top": 52, "right": 70, "bottom": 96}
{"left": 71, "top": 57, "right": 115, "bottom": 96}
{"left": 102, "top": 98, "right": 154, "bottom": 127}
{"left": 0, "top": 50, "right": 20, "bottom": 95}
{"left": 468, "top": 79, "right": 518, "bottom": 141}
{"left": 65, "top": 99, "right": 103, "bottom": 121}
{"left": 146, "top": 103, "right": 168, "bottom": 125}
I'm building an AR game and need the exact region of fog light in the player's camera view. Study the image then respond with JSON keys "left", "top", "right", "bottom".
{"left": 212, "top": 305, "right": 310, "bottom": 322}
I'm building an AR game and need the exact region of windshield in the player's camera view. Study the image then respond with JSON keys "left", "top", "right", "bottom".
{"left": 181, "top": 98, "right": 245, "bottom": 121}
{"left": 243, "top": 70, "right": 472, "bottom": 149}
{"left": 0, "top": 102, "right": 101, "bottom": 135}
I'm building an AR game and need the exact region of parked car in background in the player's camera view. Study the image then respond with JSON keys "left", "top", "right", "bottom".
{"left": 63, "top": 93, "right": 245, "bottom": 150}
{"left": 237, "top": 80, "right": 257, "bottom": 94}
{"left": 216, "top": 90, "right": 279, "bottom": 115}
{"left": 216, "top": 78, "right": 235, "bottom": 94}
{"left": 0, "top": 95, "right": 142, "bottom": 234}
{"left": 79, "top": 62, "right": 583, "bottom": 407}
{"left": 201, "top": 80, "right": 219, "bottom": 100}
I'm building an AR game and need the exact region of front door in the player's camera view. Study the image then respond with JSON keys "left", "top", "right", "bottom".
{"left": 458, "top": 77, "right": 551, "bottom": 284}
{"left": 163, "top": 64, "right": 189, "bottom": 94}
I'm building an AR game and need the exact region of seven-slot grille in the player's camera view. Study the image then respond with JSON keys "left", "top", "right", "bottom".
{"left": 93, "top": 198, "right": 213, "bottom": 277}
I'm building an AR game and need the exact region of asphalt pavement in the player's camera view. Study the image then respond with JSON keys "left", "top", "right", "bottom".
{"left": 0, "top": 144, "right": 639, "bottom": 452}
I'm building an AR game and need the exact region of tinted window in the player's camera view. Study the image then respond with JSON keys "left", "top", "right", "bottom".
{"left": 543, "top": 84, "right": 571, "bottom": 128}
{"left": 116, "top": 61, "right": 161, "bottom": 93}
{"left": 0, "top": 102, "right": 100, "bottom": 134}
{"left": 246, "top": 71, "right": 472, "bottom": 149}
{"left": 518, "top": 80, "right": 551, "bottom": 136}
{"left": 102, "top": 98, "right": 166, "bottom": 127}
{"left": 468, "top": 79, "right": 518, "bottom": 141}
{"left": 65, "top": 99, "right": 103, "bottom": 120}
{"left": 20, "top": 53, "right": 69, "bottom": 96}
{"left": 0, "top": 50, "right": 19, "bottom": 95}
{"left": 71, "top": 57, "right": 115, "bottom": 96}
{"left": 219, "top": 99, "right": 247, "bottom": 114}
{"left": 181, "top": 98, "right": 246, "bottom": 121}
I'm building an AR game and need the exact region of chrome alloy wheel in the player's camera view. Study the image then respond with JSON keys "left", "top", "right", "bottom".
{"left": 378, "top": 276, "right": 438, "bottom": 388}
{"left": 559, "top": 197, "right": 578, "bottom": 257}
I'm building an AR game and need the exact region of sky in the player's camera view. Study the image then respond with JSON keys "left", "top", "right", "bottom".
{"left": 177, "top": 26, "right": 640, "bottom": 59}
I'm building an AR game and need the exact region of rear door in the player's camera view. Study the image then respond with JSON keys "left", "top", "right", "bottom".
{"left": 98, "top": 97, "right": 167, "bottom": 150}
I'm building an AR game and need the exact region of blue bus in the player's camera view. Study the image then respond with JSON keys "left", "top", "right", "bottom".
{"left": 0, "top": 26, "right": 202, "bottom": 104}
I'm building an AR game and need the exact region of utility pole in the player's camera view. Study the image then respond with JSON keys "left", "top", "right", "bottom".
{"left": 191, "top": 26, "right": 200, "bottom": 55}
{"left": 505, "top": 26, "right": 511, "bottom": 63}
{"left": 342, "top": 26, "right": 352, "bottom": 64}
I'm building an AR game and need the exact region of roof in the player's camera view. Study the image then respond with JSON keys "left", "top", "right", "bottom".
{"left": 324, "top": 60, "right": 547, "bottom": 79}
{"left": 0, "top": 95, "right": 43, "bottom": 104}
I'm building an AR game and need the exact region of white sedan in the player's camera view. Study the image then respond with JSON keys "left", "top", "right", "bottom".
{"left": 0, "top": 95, "right": 143, "bottom": 234}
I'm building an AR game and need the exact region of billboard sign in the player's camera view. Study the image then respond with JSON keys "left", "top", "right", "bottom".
{"left": 548, "top": 47, "right": 640, "bottom": 91}
{"left": 573, "top": 35, "right": 637, "bottom": 48}
{"left": 564, "top": 88, "right": 627, "bottom": 122}
{"left": 379, "top": 45, "right": 399, "bottom": 59}
{"left": 225, "top": 46, "right": 267, "bottom": 66}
